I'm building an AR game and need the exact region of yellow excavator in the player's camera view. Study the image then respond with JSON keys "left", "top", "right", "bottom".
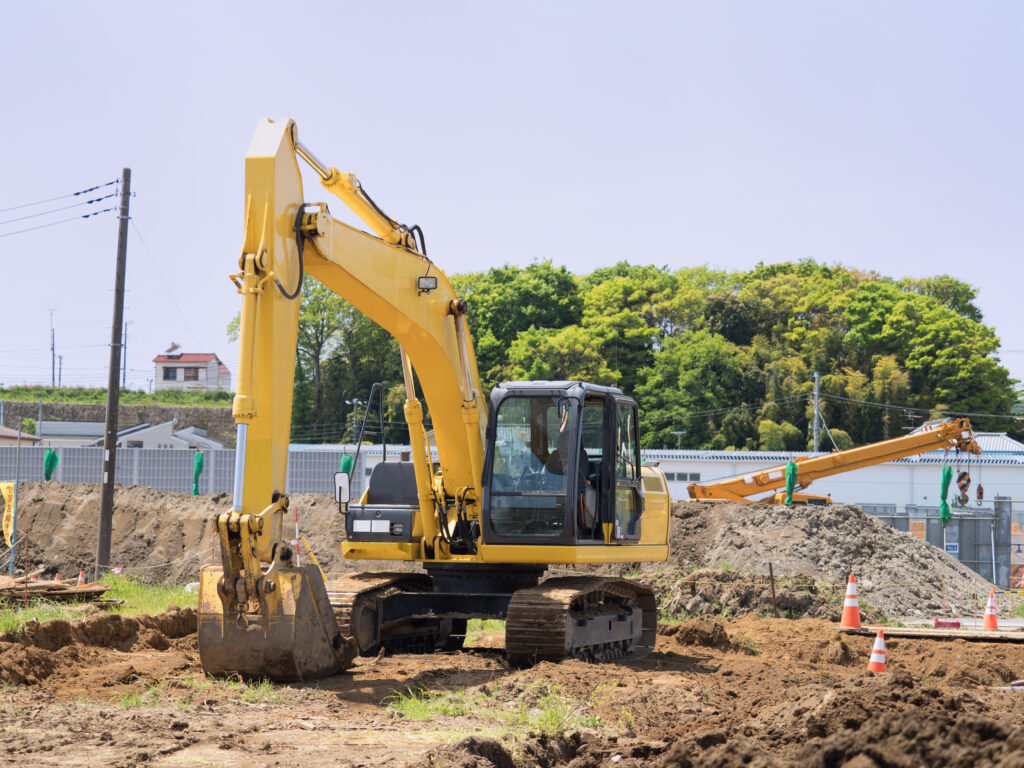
{"left": 197, "top": 119, "right": 670, "bottom": 681}
{"left": 686, "top": 417, "right": 981, "bottom": 505}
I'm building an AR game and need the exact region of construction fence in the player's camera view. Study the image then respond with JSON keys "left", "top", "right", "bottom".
{"left": 0, "top": 445, "right": 375, "bottom": 498}
{"left": 860, "top": 500, "right": 1022, "bottom": 587}
{"left": 2, "top": 444, "right": 1022, "bottom": 586}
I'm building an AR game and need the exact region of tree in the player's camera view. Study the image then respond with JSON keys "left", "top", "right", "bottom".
{"left": 720, "top": 409, "right": 758, "bottom": 450}
{"left": 757, "top": 419, "right": 804, "bottom": 451}
{"left": 636, "top": 329, "right": 759, "bottom": 448}
{"left": 507, "top": 326, "right": 617, "bottom": 384}
{"left": 226, "top": 278, "right": 347, "bottom": 440}
{"left": 844, "top": 280, "right": 1015, "bottom": 424}
{"left": 807, "top": 427, "right": 854, "bottom": 451}
{"left": 319, "top": 305, "right": 404, "bottom": 443}
{"left": 454, "top": 261, "right": 583, "bottom": 389}
{"left": 296, "top": 278, "right": 347, "bottom": 420}
{"left": 901, "top": 275, "right": 983, "bottom": 322}
{"left": 870, "top": 355, "right": 910, "bottom": 440}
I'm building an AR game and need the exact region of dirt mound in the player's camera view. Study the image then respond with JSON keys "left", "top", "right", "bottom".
{"left": 663, "top": 500, "right": 997, "bottom": 619}
{"left": 409, "top": 734, "right": 579, "bottom": 768}
{"left": 0, "top": 606, "right": 195, "bottom": 651}
{"left": 654, "top": 651, "right": 1023, "bottom": 767}
{"left": 0, "top": 607, "right": 195, "bottom": 685}
{"left": 413, "top": 735, "right": 515, "bottom": 768}
{"left": 658, "top": 617, "right": 735, "bottom": 651}
{"left": 10, "top": 482, "right": 355, "bottom": 583}
{"left": 12, "top": 484, "right": 998, "bottom": 625}
{"left": 652, "top": 568, "right": 887, "bottom": 623}
{"left": 801, "top": 710, "right": 1024, "bottom": 768}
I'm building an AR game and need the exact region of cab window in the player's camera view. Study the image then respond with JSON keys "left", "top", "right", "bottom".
{"left": 489, "top": 396, "right": 574, "bottom": 538}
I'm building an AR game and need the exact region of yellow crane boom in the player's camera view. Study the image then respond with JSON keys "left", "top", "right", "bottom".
{"left": 687, "top": 417, "right": 981, "bottom": 503}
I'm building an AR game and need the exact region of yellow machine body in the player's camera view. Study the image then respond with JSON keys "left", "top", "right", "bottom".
{"left": 198, "top": 119, "right": 669, "bottom": 680}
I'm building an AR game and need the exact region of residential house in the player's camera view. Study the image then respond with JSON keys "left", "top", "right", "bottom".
{"left": 172, "top": 426, "right": 224, "bottom": 451}
{"left": 153, "top": 343, "right": 231, "bottom": 392}
{"left": 0, "top": 426, "right": 40, "bottom": 446}
{"left": 38, "top": 419, "right": 196, "bottom": 449}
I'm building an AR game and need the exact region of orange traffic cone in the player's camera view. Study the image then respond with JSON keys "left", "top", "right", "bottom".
{"left": 76, "top": 570, "right": 86, "bottom": 587}
{"left": 984, "top": 588, "right": 999, "bottom": 630}
{"left": 840, "top": 574, "right": 861, "bottom": 629}
{"left": 867, "top": 630, "right": 886, "bottom": 673}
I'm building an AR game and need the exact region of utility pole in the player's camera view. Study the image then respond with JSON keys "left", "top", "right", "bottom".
{"left": 58, "top": 356, "right": 63, "bottom": 388}
{"left": 121, "top": 321, "right": 128, "bottom": 389}
{"left": 9, "top": 427, "right": 21, "bottom": 575}
{"left": 812, "top": 371, "right": 821, "bottom": 452}
{"left": 50, "top": 310, "right": 55, "bottom": 387}
{"left": 97, "top": 168, "right": 131, "bottom": 579}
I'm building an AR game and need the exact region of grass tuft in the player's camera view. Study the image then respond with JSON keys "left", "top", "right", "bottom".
{"left": 736, "top": 634, "right": 761, "bottom": 655}
{"left": 385, "top": 680, "right": 607, "bottom": 735}
{"left": 0, "top": 573, "right": 197, "bottom": 634}
{"left": 464, "top": 618, "right": 504, "bottom": 645}
{"left": 99, "top": 573, "right": 197, "bottom": 615}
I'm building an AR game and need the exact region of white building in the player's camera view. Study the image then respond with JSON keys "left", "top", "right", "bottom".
{"left": 38, "top": 419, "right": 219, "bottom": 450}
{"left": 642, "top": 432, "right": 1024, "bottom": 507}
{"left": 153, "top": 345, "right": 231, "bottom": 392}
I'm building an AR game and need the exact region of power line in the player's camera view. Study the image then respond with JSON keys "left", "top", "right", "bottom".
{"left": 0, "top": 192, "right": 118, "bottom": 226}
{"left": 0, "top": 206, "right": 116, "bottom": 239}
{"left": 0, "top": 180, "right": 117, "bottom": 214}
{"left": 128, "top": 218, "right": 202, "bottom": 348}
{"left": 641, "top": 395, "right": 808, "bottom": 425}
{"left": 818, "top": 392, "right": 1021, "bottom": 421}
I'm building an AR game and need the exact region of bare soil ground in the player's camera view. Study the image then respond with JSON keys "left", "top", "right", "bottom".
{"left": 4, "top": 483, "right": 1024, "bottom": 767}
{"left": 1, "top": 609, "right": 1024, "bottom": 767}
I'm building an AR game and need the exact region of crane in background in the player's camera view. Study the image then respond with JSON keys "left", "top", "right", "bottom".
{"left": 686, "top": 418, "right": 981, "bottom": 505}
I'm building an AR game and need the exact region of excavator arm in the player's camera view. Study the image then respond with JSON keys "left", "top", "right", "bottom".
{"left": 231, "top": 119, "right": 487, "bottom": 535}
{"left": 687, "top": 417, "right": 981, "bottom": 503}
{"left": 200, "top": 118, "right": 488, "bottom": 680}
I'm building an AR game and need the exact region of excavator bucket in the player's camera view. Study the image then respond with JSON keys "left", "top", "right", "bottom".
{"left": 198, "top": 563, "right": 357, "bottom": 682}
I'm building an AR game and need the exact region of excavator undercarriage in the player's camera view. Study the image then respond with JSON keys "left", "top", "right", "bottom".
{"left": 326, "top": 569, "right": 656, "bottom": 666}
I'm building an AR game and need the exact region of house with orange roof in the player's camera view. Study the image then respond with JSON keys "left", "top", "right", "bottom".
{"left": 153, "top": 343, "right": 231, "bottom": 392}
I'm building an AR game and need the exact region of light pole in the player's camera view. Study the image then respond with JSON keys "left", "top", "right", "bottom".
{"left": 345, "top": 398, "right": 364, "bottom": 443}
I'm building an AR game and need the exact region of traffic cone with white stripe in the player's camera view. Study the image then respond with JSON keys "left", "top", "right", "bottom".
{"left": 984, "top": 588, "right": 999, "bottom": 630}
{"left": 76, "top": 570, "right": 86, "bottom": 587}
{"left": 867, "top": 630, "right": 886, "bottom": 673}
{"left": 840, "top": 574, "right": 861, "bottom": 629}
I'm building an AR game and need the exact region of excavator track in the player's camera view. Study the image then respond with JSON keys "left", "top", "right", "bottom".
{"left": 504, "top": 576, "right": 656, "bottom": 665}
{"left": 327, "top": 571, "right": 462, "bottom": 655}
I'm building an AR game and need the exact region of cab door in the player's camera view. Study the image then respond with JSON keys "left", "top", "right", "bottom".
{"left": 613, "top": 399, "right": 644, "bottom": 540}
{"left": 598, "top": 396, "right": 644, "bottom": 542}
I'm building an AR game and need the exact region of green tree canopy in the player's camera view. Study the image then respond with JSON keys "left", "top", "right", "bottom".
{"left": 275, "top": 258, "right": 1019, "bottom": 449}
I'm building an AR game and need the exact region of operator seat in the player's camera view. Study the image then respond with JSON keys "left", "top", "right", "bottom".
{"left": 545, "top": 447, "right": 598, "bottom": 532}
{"left": 365, "top": 460, "right": 419, "bottom": 506}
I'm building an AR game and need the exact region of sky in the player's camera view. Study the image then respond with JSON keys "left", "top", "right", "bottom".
{"left": 1, "top": 2, "right": 1022, "bottom": 396}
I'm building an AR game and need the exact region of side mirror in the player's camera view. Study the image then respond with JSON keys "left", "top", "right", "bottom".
{"left": 334, "top": 472, "right": 351, "bottom": 505}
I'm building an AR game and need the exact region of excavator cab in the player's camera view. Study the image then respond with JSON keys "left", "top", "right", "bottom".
{"left": 481, "top": 381, "right": 644, "bottom": 547}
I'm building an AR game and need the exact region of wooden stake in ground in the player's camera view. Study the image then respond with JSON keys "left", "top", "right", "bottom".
{"left": 769, "top": 561, "right": 778, "bottom": 618}
{"left": 96, "top": 168, "right": 132, "bottom": 580}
